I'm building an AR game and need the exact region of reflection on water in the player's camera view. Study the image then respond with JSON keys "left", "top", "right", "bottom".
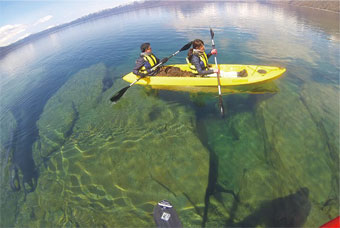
{"left": 276, "top": 3, "right": 340, "bottom": 41}
{"left": 0, "top": 1, "right": 339, "bottom": 227}
{"left": 0, "top": 43, "right": 39, "bottom": 79}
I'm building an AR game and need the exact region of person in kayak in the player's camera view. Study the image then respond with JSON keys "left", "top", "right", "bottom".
{"left": 133, "top": 42, "right": 194, "bottom": 77}
{"left": 186, "top": 39, "right": 218, "bottom": 76}
{"left": 187, "top": 39, "right": 248, "bottom": 77}
{"left": 133, "top": 42, "right": 161, "bottom": 76}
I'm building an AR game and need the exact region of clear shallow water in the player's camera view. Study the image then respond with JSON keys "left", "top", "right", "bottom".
{"left": 0, "top": 1, "right": 339, "bottom": 227}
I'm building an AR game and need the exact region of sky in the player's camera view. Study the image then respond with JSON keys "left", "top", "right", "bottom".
{"left": 0, "top": 0, "right": 139, "bottom": 47}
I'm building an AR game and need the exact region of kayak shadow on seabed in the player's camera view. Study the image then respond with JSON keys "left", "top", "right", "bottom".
{"left": 226, "top": 187, "right": 311, "bottom": 227}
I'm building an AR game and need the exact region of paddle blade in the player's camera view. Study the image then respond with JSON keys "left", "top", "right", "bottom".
{"left": 180, "top": 41, "right": 193, "bottom": 52}
{"left": 110, "top": 86, "right": 130, "bottom": 103}
{"left": 210, "top": 28, "right": 214, "bottom": 39}
{"left": 218, "top": 96, "right": 225, "bottom": 117}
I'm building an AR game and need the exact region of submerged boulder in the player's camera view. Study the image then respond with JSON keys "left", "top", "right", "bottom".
{"left": 198, "top": 95, "right": 280, "bottom": 226}
{"left": 253, "top": 81, "right": 338, "bottom": 226}
{"left": 17, "top": 63, "right": 209, "bottom": 227}
{"left": 202, "top": 79, "right": 338, "bottom": 227}
{"left": 0, "top": 111, "right": 22, "bottom": 227}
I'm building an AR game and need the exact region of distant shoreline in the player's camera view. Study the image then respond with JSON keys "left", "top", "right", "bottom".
{"left": 0, "top": 0, "right": 338, "bottom": 58}
{"left": 0, "top": 1, "right": 175, "bottom": 58}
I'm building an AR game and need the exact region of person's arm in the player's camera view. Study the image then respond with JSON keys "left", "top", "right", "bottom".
{"left": 133, "top": 57, "right": 147, "bottom": 76}
{"left": 133, "top": 57, "right": 158, "bottom": 76}
{"left": 207, "top": 49, "right": 217, "bottom": 59}
{"left": 191, "top": 55, "right": 215, "bottom": 75}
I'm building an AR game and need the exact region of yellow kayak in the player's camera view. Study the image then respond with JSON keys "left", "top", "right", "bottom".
{"left": 150, "top": 83, "right": 279, "bottom": 94}
{"left": 122, "top": 64, "right": 286, "bottom": 86}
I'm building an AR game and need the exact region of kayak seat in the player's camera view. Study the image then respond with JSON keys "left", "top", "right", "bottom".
{"left": 257, "top": 69, "right": 267, "bottom": 74}
{"left": 238, "top": 69, "right": 248, "bottom": 77}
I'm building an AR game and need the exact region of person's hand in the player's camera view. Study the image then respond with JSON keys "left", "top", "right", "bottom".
{"left": 138, "top": 72, "right": 149, "bottom": 78}
{"left": 161, "top": 57, "right": 169, "bottom": 64}
{"left": 213, "top": 69, "right": 219, "bottom": 73}
{"left": 211, "top": 49, "right": 217, "bottom": 55}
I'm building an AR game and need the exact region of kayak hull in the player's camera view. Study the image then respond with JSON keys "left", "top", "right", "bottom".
{"left": 150, "top": 83, "right": 279, "bottom": 94}
{"left": 122, "top": 64, "right": 286, "bottom": 87}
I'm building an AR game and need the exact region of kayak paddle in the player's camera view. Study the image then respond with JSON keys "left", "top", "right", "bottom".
{"left": 109, "top": 41, "right": 192, "bottom": 103}
{"left": 210, "top": 27, "right": 225, "bottom": 117}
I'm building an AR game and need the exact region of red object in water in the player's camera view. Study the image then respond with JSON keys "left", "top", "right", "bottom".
{"left": 321, "top": 216, "right": 340, "bottom": 228}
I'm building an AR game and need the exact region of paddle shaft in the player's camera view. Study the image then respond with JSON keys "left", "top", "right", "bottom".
{"left": 210, "top": 29, "right": 225, "bottom": 117}
{"left": 149, "top": 50, "right": 180, "bottom": 72}
{"left": 128, "top": 77, "right": 143, "bottom": 87}
{"left": 129, "top": 50, "right": 180, "bottom": 86}
{"left": 212, "top": 40, "right": 222, "bottom": 95}
{"left": 129, "top": 48, "right": 183, "bottom": 86}
{"left": 110, "top": 42, "right": 192, "bottom": 103}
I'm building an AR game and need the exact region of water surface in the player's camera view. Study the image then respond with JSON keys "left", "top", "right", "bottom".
{"left": 0, "top": 1, "right": 339, "bottom": 227}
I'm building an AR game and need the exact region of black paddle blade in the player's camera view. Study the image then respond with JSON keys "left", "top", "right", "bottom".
{"left": 110, "top": 86, "right": 130, "bottom": 103}
{"left": 180, "top": 41, "right": 193, "bottom": 52}
{"left": 210, "top": 28, "right": 214, "bottom": 39}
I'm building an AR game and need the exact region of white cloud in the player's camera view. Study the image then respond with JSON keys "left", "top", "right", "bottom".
{"left": 34, "top": 15, "right": 53, "bottom": 26}
{"left": 0, "top": 24, "right": 27, "bottom": 47}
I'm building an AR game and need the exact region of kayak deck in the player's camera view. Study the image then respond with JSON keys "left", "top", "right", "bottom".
{"left": 122, "top": 64, "right": 286, "bottom": 86}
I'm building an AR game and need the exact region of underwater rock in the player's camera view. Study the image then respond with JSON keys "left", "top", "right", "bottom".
{"left": 196, "top": 98, "right": 271, "bottom": 227}
{"left": 0, "top": 110, "right": 17, "bottom": 175}
{"left": 300, "top": 81, "right": 339, "bottom": 221}
{"left": 254, "top": 81, "right": 338, "bottom": 226}
{"left": 0, "top": 111, "right": 17, "bottom": 183}
{"left": 0, "top": 111, "right": 23, "bottom": 227}
{"left": 17, "top": 63, "right": 209, "bottom": 227}
{"left": 33, "top": 64, "right": 106, "bottom": 164}
{"left": 202, "top": 79, "right": 338, "bottom": 226}
{"left": 300, "top": 81, "right": 339, "bottom": 171}
{"left": 210, "top": 110, "right": 267, "bottom": 194}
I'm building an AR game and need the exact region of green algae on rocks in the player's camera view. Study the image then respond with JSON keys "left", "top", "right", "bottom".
{"left": 17, "top": 63, "right": 209, "bottom": 227}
